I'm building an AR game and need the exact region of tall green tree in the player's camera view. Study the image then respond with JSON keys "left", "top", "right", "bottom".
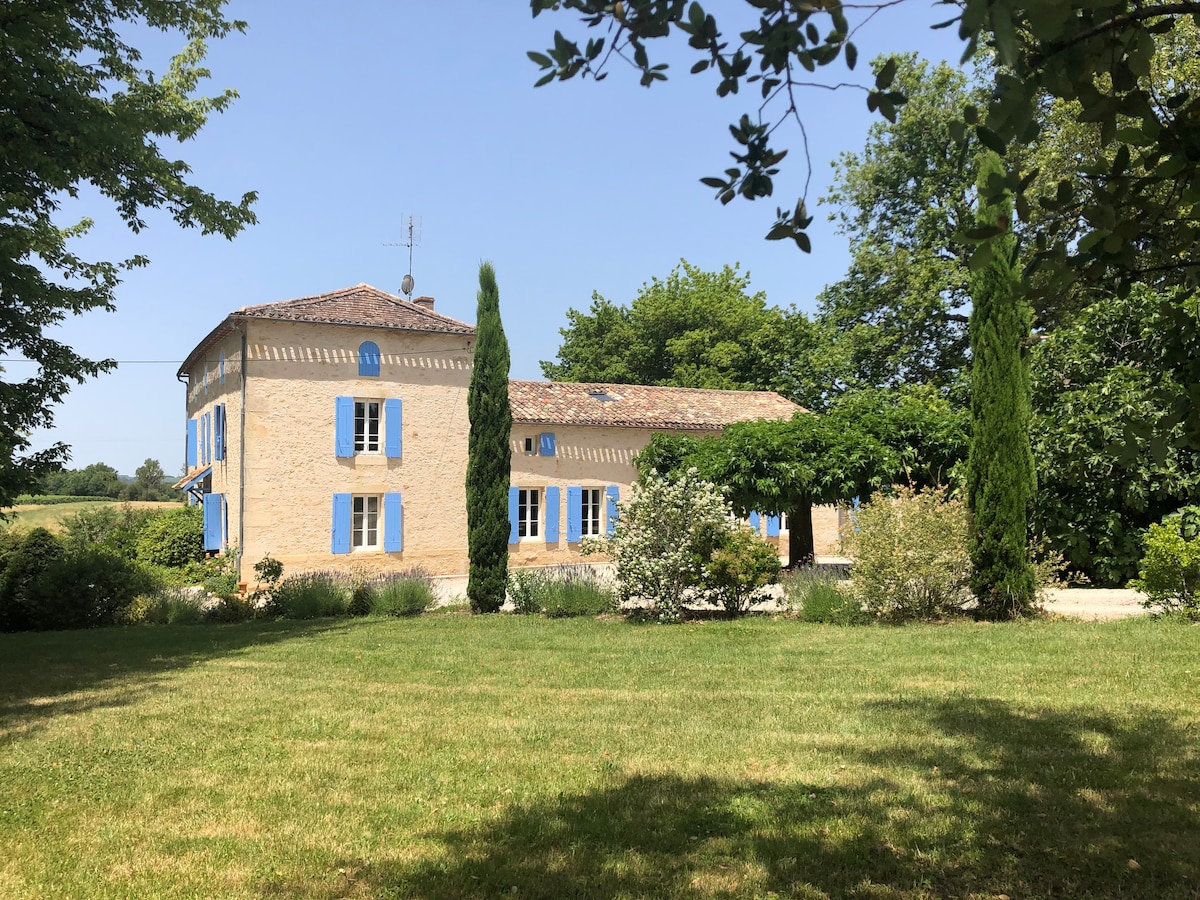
{"left": 466, "top": 262, "right": 513, "bottom": 614}
{"left": 542, "top": 260, "right": 805, "bottom": 393}
{"left": 1031, "top": 286, "right": 1200, "bottom": 586}
{"left": 0, "top": 0, "right": 257, "bottom": 512}
{"left": 967, "top": 153, "right": 1035, "bottom": 619}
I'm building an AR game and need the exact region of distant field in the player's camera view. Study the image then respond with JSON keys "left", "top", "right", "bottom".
{"left": 2, "top": 500, "right": 181, "bottom": 532}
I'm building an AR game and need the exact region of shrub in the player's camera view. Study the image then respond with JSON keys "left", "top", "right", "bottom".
{"left": 22, "top": 547, "right": 159, "bottom": 630}
{"left": 348, "top": 584, "right": 373, "bottom": 617}
{"left": 369, "top": 569, "right": 437, "bottom": 617}
{"left": 203, "top": 573, "right": 240, "bottom": 599}
{"left": 842, "top": 486, "right": 972, "bottom": 623}
{"left": 248, "top": 554, "right": 283, "bottom": 607}
{"left": 507, "top": 566, "right": 616, "bottom": 617}
{"left": 61, "top": 504, "right": 161, "bottom": 559}
{"left": 118, "top": 588, "right": 208, "bottom": 626}
{"left": 588, "top": 469, "right": 733, "bottom": 622}
{"left": 1129, "top": 518, "right": 1200, "bottom": 619}
{"left": 704, "top": 526, "right": 781, "bottom": 616}
{"left": 135, "top": 506, "right": 204, "bottom": 569}
{"left": 0, "top": 528, "right": 65, "bottom": 631}
{"left": 782, "top": 569, "right": 865, "bottom": 624}
{"left": 266, "top": 572, "right": 349, "bottom": 619}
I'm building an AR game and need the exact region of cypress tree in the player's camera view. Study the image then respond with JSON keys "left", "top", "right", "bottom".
{"left": 466, "top": 261, "right": 512, "bottom": 613}
{"left": 967, "top": 152, "right": 1036, "bottom": 619}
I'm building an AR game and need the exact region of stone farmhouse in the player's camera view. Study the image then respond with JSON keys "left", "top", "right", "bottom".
{"left": 176, "top": 284, "right": 837, "bottom": 579}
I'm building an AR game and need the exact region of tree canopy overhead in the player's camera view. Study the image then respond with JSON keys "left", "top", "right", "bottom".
{"left": 1, "top": 0, "right": 257, "bottom": 511}
{"left": 530, "top": 1, "right": 1200, "bottom": 296}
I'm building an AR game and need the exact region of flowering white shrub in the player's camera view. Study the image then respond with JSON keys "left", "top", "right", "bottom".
{"left": 585, "top": 469, "right": 777, "bottom": 621}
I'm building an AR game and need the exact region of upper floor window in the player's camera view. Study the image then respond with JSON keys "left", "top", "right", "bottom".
{"left": 355, "top": 400, "right": 381, "bottom": 453}
{"left": 358, "top": 341, "right": 381, "bottom": 377}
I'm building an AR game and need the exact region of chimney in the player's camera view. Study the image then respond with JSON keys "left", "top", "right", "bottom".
{"left": 413, "top": 296, "right": 435, "bottom": 312}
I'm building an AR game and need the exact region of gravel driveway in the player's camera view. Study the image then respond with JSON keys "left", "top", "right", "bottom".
{"left": 1039, "top": 587, "right": 1149, "bottom": 621}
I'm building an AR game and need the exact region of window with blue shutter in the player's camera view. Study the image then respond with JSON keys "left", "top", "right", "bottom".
{"left": 384, "top": 398, "right": 402, "bottom": 458}
{"left": 508, "top": 486, "right": 519, "bottom": 544}
{"left": 540, "top": 433, "right": 556, "bottom": 456}
{"left": 566, "top": 486, "right": 582, "bottom": 542}
{"left": 766, "top": 514, "right": 781, "bottom": 537}
{"left": 358, "top": 341, "right": 381, "bottom": 377}
{"left": 202, "top": 493, "right": 223, "bottom": 551}
{"left": 205, "top": 411, "right": 212, "bottom": 464}
{"left": 606, "top": 485, "right": 620, "bottom": 536}
{"left": 219, "top": 351, "right": 225, "bottom": 384}
{"left": 334, "top": 396, "right": 355, "bottom": 457}
{"left": 331, "top": 493, "right": 352, "bottom": 553}
{"left": 200, "top": 412, "right": 208, "bottom": 466}
{"left": 544, "top": 486, "right": 560, "bottom": 542}
{"left": 749, "top": 511, "right": 761, "bottom": 533}
{"left": 383, "top": 492, "right": 402, "bottom": 552}
{"left": 187, "top": 419, "right": 197, "bottom": 467}
{"left": 214, "top": 404, "right": 225, "bottom": 461}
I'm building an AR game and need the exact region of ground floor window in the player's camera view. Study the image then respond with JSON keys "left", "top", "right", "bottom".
{"left": 353, "top": 495, "right": 379, "bottom": 549}
{"left": 518, "top": 488, "right": 540, "bottom": 539}
{"left": 580, "top": 487, "right": 602, "bottom": 537}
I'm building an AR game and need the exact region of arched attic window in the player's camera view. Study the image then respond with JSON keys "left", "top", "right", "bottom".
{"left": 358, "top": 341, "right": 381, "bottom": 377}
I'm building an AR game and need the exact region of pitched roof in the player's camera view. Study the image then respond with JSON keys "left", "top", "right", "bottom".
{"left": 234, "top": 283, "right": 474, "bottom": 335}
{"left": 508, "top": 381, "right": 801, "bottom": 430}
{"left": 179, "top": 283, "right": 473, "bottom": 376}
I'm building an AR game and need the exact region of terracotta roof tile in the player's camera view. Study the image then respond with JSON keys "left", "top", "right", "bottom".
{"left": 508, "top": 381, "right": 801, "bottom": 430}
{"left": 179, "top": 283, "right": 473, "bottom": 376}
{"left": 236, "top": 283, "right": 473, "bottom": 335}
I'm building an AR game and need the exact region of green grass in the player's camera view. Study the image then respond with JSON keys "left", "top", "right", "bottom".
{"left": 2, "top": 500, "right": 179, "bottom": 532}
{"left": 1, "top": 616, "right": 1198, "bottom": 898}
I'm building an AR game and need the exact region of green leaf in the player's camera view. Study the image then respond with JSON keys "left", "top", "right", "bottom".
{"left": 975, "top": 125, "right": 1007, "bottom": 155}
{"left": 875, "top": 57, "right": 897, "bottom": 90}
{"left": 527, "top": 51, "right": 552, "bottom": 68}
{"left": 845, "top": 42, "right": 857, "bottom": 70}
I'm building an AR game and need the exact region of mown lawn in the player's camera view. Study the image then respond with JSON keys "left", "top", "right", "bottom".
{"left": 1, "top": 614, "right": 1198, "bottom": 899}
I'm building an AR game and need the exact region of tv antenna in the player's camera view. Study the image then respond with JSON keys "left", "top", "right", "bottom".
{"left": 384, "top": 215, "right": 422, "bottom": 298}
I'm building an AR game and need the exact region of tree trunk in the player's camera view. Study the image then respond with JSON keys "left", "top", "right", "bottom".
{"left": 787, "top": 496, "right": 815, "bottom": 568}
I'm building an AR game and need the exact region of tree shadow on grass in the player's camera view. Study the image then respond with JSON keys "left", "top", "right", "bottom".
{"left": 290, "top": 696, "right": 1199, "bottom": 899}
{"left": 0, "top": 620, "right": 347, "bottom": 743}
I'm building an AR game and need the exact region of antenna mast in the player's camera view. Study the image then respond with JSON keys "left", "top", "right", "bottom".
{"left": 384, "top": 214, "right": 422, "bottom": 298}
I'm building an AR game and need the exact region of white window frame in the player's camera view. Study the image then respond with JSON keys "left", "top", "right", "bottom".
{"left": 580, "top": 487, "right": 603, "bottom": 537}
{"left": 518, "top": 487, "right": 540, "bottom": 539}
{"left": 354, "top": 399, "right": 381, "bottom": 454}
{"left": 352, "top": 495, "right": 380, "bottom": 550}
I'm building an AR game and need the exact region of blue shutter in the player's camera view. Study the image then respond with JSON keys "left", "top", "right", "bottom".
{"left": 200, "top": 413, "right": 208, "bottom": 465}
{"left": 383, "top": 492, "right": 402, "bottom": 552}
{"left": 384, "top": 398, "right": 402, "bottom": 458}
{"left": 335, "top": 396, "right": 355, "bottom": 457}
{"left": 186, "top": 419, "right": 197, "bottom": 467}
{"left": 749, "top": 511, "right": 761, "bottom": 533}
{"left": 566, "top": 486, "right": 583, "bottom": 542}
{"left": 544, "top": 486, "right": 560, "bottom": 542}
{"left": 205, "top": 412, "right": 212, "bottom": 464}
{"left": 358, "top": 341, "right": 381, "bottom": 377}
{"left": 202, "top": 493, "right": 222, "bottom": 551}
{"left": 331, "top": 493, "right": 352, "bottom": 554}
{"left": 606, "top": 485, "right": 620, "bottom": 536}
{"left": 766, "top": 514, "right": 781, "bottom": 537}
{"left": 508, "top": 486, "right": 519, "bottom": 544}
{"left": 214, "top": 404, "right": 225, "bottom": 461}
{"left": 540, "top": 432, "right": 556, "bottom": 456}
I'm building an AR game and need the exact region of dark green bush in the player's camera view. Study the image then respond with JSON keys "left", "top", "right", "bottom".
{"left": 0, "top": 528, "right": 65, "bottom": 631}
{"left": 266, "top": 572, "right": 349, "bottom": 619}
{"left": 203, "top": 573, "right": 240, "bottom": 599}
{"left": 135, "top": 506, "right": 204, "bottom": 569}
{"left": 119, "top": 588, "right": 209, "bottom": 626}
{"left": 704, "top": 526, "right": 782, "bottom": 616}
{"left": 370, "top": 570, "right": 437, "bottom": 617}
{"left": 22, "top": 547, "right": 159, "bottom": 630}
{"left": 348, "top": 584, "right": 373, "bottom": 617}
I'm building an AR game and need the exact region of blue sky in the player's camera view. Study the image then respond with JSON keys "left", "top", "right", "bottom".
{"left": 26, "top": 1, "right": 966, "bottom": 478}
